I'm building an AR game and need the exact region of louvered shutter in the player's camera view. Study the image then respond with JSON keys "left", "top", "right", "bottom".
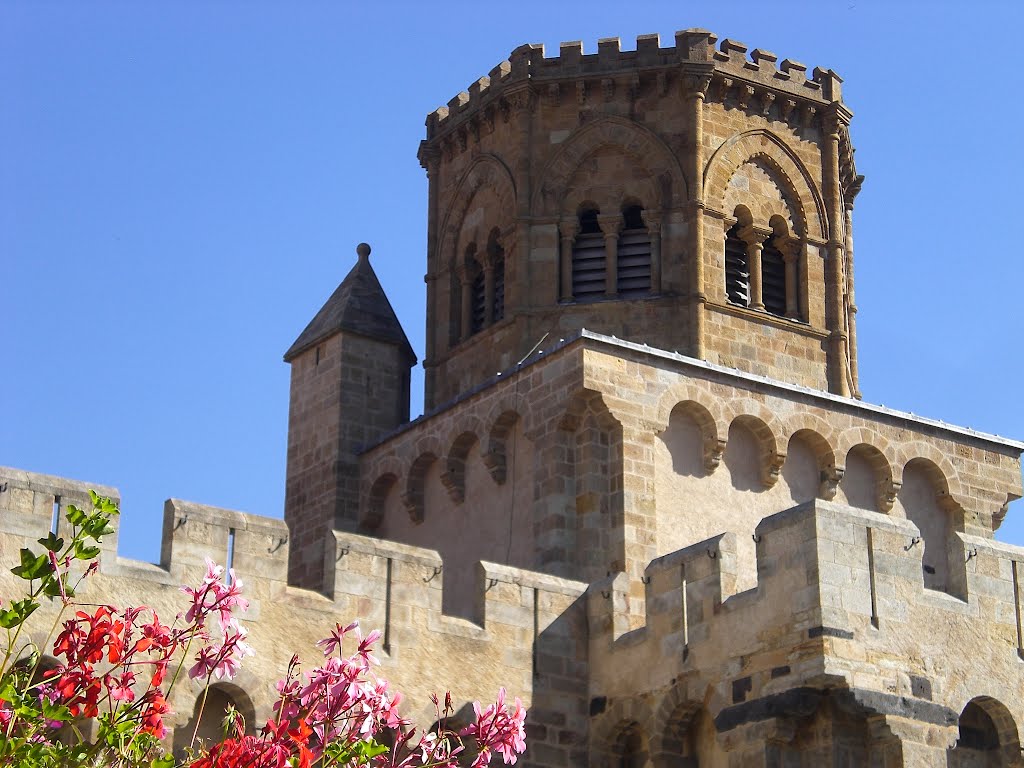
{"left": 724, "top": 226, "right": 750, "bottom": 306}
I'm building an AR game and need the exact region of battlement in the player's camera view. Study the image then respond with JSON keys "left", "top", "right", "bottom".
{"left": 0, "top": 465, "right": 588, "bottom": 724}
{"left": 587, "top": 499, "right": 1024, "bottom": 713}
{"left": 425, "top": 30, "right": 841, "bottom": 140}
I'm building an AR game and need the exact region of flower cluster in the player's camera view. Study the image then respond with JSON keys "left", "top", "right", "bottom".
{"left": 1, "top": 492, "right": 529, "bottom": 768}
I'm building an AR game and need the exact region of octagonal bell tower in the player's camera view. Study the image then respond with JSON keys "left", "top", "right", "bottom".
{"left": 419, "top": 30, "right": 863, "bottom": 410}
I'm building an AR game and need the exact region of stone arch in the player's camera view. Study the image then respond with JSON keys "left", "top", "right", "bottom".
{"left": 836, "top": 427, "right": 897, "bottom": 474}
{"left": 721, "top": 401, "right": 786, "bottom": 488}
{"left": 704, "top": 129, "right": 827, "bottom": 242}
{"left": 533, "top": 116, "right": 688, "bottom": 217}
{"left": 660, "top": 400, "right": 726, "bottom": 476}
{"left": 783, "top": 414, "right": 841, "bottom": 499}
{"left": 362, "top": 469, "right": 400, "bottom": 531}
{"left": 405, "top": 448, "right": 441, "bottom": 524}
{"left": 653, "top": 382, "right": 727, "bottom": 435}
{"left": 484, "top": 409, "right": 522, "bottom": 485}
{"left": 437, "top": 154, "right": 517, "bottom": 263}
{"left": 839, "top": 438, "right": 897, "bottom": 513}
{"left": 592, "top": 697, "right": 657, "bottom": 768}
{"left": 651, "top": 684, "right": 702, "bottom": 762}
{"left": 899, "top": 455, "right": 965, "bottom": 596}
{"left": 894, "top": 441, "right": 966, "bottom": 505}
{"left": 443, "top": 431, "right": 479, "bottom": 503}
{"left": 949, "top": 696, "right": 1023, "bottom": 767}
{"left": 174, "top": 681, "right": 257, "bottom": 756}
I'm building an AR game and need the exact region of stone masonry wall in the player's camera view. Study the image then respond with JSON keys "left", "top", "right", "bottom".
{"left": 0, "top": 466, "right": 588, "bottom": 767}
{"left": 421, "top": 31, "right": 852, "bottom": 408}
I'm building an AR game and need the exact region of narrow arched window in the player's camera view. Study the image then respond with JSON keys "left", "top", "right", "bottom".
{"left": 470, "top": 265, "right": 486, "bottom": 334}
{"left": 572, "top": 208, "right": 605, "bottom": 299}
{"left": 493, "top": 257, "right": 505, "bottom": 322}
{"left": 617, "top": 205, "right": 651, "bottom": 296}
{"left": 724, "top": 222, "right": 749, "bottom": 306}
{"left": 761, "top": 237, "right": 786, "bottom": 316}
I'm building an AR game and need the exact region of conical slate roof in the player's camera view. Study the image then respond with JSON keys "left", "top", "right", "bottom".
{"left": 283, "top": 243, "right": 416, "bottom": 364}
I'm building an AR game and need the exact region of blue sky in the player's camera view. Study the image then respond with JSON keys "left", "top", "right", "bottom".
{"left": 3, "top": 0, "right": 1023, "bottom": 563}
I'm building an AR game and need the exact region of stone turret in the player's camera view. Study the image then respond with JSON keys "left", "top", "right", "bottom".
{"left": 283, "top": 243, "right": 415, "bottom": 590}
{"left": 419, "top": 31, "right": 863, "bottom": 409}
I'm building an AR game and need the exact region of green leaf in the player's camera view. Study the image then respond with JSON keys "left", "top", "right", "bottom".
{"left": 0, "top": 598, "right": 38, "bottom": 628}
{"left": 73, "top": 543, "right": 100, "bottom": 560}
{"left": 65, "top": 505, "right": 86, "bottom": 526}
{"left": 36, "top": 532, "right": 64, "bottom": 553}
{"left": 11, "top": 548, "right": 51, "bottom": 581}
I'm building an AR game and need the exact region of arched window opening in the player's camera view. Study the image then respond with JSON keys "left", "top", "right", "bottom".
{"left": 493, "top": 258, "right": 505, "bottom": 322}
{"left": 487, "top": 229, "right": 505, "bottom": 324}
{"left": 761, "top": 237, "right": 786, "bottom": 316}
{"left": 616, "top": 723, "right": 649, "bottom": 768}
{"left": 469, "top": 263, "right": 485, "bottom": 335}
{"left": 572, "top": 207, "right": 606, "bottom": 299}
{"left": 957, "top": 701, "right": 1000, "bottom": 752}
{"left": 175, "top": 684, "right": 254, "bottom": 759}
{"left": 724, "top": 222, "right": 750, "bottom": 306}
{"left": 617, "top": 204, "right": 651, "bottom": 296}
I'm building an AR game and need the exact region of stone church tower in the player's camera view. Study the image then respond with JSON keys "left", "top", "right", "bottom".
{"left": 4, "top": 29, "right": 1024, "bottom": 767}
{"left": 418, "top": 30, "right": 860, "bottom": 409}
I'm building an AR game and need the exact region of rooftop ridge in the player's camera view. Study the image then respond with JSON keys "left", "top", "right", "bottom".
{"left": 425, "top": 30, "right": 842, "bottom": 140}
{"left": 362, "top": 331, "right": 1024, "bottom": 456}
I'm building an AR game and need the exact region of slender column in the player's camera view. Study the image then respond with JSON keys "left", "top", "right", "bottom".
{"left": 781, "top": 237, "right": 800, "bottom": 319}
{"left": 822, "top": 106, "right": 851, "bottom": 396}
{"left": 418, "top": 145, "right": 441, "bottom": 408}
{"left": 845, "top": 202, "right": 861, "bottom": 396}
{"left": 647, "top": 218, "right": 662, "bottom": 294}
{"left": 598, "top": 212, "right": 623, "bottom": 297}
{"left": 739, "top": 225, "right": 769, "bottom": 310}
{"left": 559, "top": 218, "right": 577, "bottom": 302}
{"left": 684, "top": 71, "right": 712, "bottom": 358}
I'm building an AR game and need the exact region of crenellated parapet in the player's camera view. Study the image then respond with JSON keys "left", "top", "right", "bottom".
{"left": 586, "top": 499, "right": 1024, "bottom": 743}
{"left": 424, "top": 30, "right": 844, "bottom": 150}
{"left": 0, "top": 465, "right": 590, "bottom": 756}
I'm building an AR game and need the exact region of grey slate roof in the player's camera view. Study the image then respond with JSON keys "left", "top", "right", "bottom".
{"left": 283, "top": 244, "right": 417, "bottom": 364}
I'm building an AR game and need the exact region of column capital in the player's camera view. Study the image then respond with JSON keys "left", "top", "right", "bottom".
{"left": 738, "top": 224, "right": 771, "bottom": 248}
{"left": 597, "top": 212, "right": 624, "bottom": 235}
{"left": 558, "top": 217, "right": 579, "bottom": 239}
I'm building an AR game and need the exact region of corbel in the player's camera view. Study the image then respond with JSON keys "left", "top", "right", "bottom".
{"left": 736, "top": 84, "right": 754, "bottom": 111}
{"left": 628, "top": 73, "right": 640, "bottom": 102}
{"left": 800, "top": 104, "right": 818, "bottom": 130}
{"left": 715, "top": 76, "right": 733, "bottom": 104}
{"left": 401, "top": 492, "right": 424, "bottom": 524}
{"left": 482, "top": 448, "right": 507, "bottom": 485}
{"left": 576, "top": 80, "right": 587, "bottom": 106}
{"left": 656, "top": 71, "right": 668, "bottom": 98}
{"left": 439, "top": 466, "right": 464, "bottom": 504}
{"left": 876, "top": 478, "right": 901, "bottom": 514}
{"left": 758, "top": 90, "right": 776, "bottom": 116}
{"left": 780, "top": 98, "right": 796, "bottom": 124}
{"left": 818, "top": 464, "right": 844, "bottom": 500}
{"left": 761, "top": 451, "right": 787, "bottom": 489}
{"left": 547, "top": 82, "right": 560, "bottom": 108}
{"left": 601, "top": 77, "right": 615, "bottom": 102}
{"left": 704, "top": 436, "right": 727, "bottom": 473}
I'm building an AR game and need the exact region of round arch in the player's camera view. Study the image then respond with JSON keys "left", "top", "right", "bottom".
{"left": 703, "top": 129, "right": 827, "bottom": 241}
{"left": 532, "top": 116, "right": 689, "bottom": 217}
